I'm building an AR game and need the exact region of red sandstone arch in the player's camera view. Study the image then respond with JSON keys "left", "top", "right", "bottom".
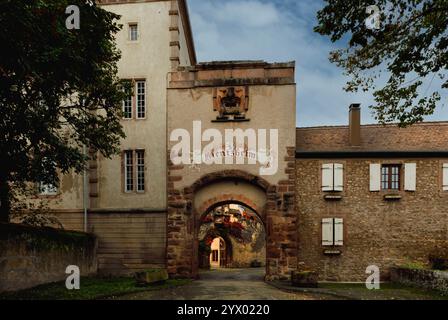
{"left": 167, "top": 169, "right": 297, "bottom": 280}
{"left": 186, "top": 170, "right": 272, "bottom": 192}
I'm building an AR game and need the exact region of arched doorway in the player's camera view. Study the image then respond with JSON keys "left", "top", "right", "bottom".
{"left": 166, "top": 170, "right": 297, "bottom": 280}
{"left": 198, "top": 202, "right": 266, "bottom": 272}
{"left": 209, "top": 237, "right": 226, "bottom": 268}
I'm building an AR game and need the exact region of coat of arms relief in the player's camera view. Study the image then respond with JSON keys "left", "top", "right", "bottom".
{"left": 213, "top": 86, "right": 249, "bottom": 121}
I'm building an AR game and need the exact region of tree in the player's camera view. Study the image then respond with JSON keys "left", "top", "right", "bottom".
{"left": 0, "top": 0, "right": 130, "bottom": 222}
{"left": 315, "top": 0, "right": 447, "bottom": 126}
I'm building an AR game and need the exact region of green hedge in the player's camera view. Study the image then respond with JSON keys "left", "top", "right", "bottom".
{"left": 0, "top": 222, "right": 96, "bottom": 254}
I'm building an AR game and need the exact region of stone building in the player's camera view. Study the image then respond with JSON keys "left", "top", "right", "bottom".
{"left": 27, "top": 0, "right": 448, "bottom": 281}
{"left": 296, "top": 107, "right": 448, "bottom": 281}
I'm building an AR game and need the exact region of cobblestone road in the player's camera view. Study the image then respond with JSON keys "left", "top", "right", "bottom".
{"left": 117, "top": 268, "right": 332, "bottom": 300}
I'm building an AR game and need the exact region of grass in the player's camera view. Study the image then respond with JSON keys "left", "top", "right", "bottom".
{"left": 0, "top": 277, "right": 191, "bottom": 300}
{"left": 319, "top": 282, "right": 448, "bottom": 300}
{"left": 399, "top": 262, "right": 429, "bottom": 270}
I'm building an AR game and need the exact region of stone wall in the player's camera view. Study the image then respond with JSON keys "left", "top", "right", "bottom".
{"left": 391, "top": 267, "right": 448, "bottom": 295}
{"left": 0, "top": 223, "right": 97, "bottom": 293}
{"left": 296, "top": 158, "right": 448, "bottom": 282}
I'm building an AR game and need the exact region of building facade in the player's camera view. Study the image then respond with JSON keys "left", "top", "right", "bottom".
{"left": 31, "top": 0, "right": 448, "bottom": 281}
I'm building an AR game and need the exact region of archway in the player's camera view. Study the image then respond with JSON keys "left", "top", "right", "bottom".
{"left": 166, "top": 170, "right": 297, "bottom": 280}
{"left": 197, "top": 202, "right": 266, "bottom": 274}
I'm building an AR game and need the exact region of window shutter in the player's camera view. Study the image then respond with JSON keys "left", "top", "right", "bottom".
{"left": 404, "top": 163, "right": 417, "bottom": 191}
{"left": 322, "top": 218, "right": 334, "bottom": 246}
{"left": 369, "top": 164, "right": 381, "bottom": 191}
{"left": 334, "top": 163, "right": 344, "bottom": 192}
{"left": 334, "top": 218, "right": 344, "bottom": 246}
{"left": 322, "top": 163, "right": 334, "bottom": 192}
{"left": 443, "top": 163, "right": 448, "bottom": 191}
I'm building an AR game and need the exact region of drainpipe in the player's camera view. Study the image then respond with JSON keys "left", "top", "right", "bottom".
{"left": 83, "top": 145, "right": 88, "bottom": 233}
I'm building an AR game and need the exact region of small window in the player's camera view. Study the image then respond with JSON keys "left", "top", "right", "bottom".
{"left": 381, "top": 164, "right": 401, "bottom": 190}
{"left": 136, "top": 80, "right": 146, "bottom": 119}
{"left": 136, "top": 150, "right": 145, "bottom": 192}
{"left": 129, "top": 24, "right": 138, "bottom": 41}
{"left": 124, "top": 151, "right": 134, "bottom": 192}
{"left": 39, "top": 182, "right": 58, "bottom": 196}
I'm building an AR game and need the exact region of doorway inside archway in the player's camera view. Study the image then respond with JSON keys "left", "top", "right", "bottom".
{"left": 198, "top": 203, "right": 266, "bottom": 273}
{"left": 210, "top": 237, "right": 226, "bottom": 268}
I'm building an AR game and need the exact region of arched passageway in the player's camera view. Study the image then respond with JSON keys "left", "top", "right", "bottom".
{"left": 166, "top": 170, "right": 298, "bottom": 280}
{"left": 198, "top": 203, "right": 266, "bottom": 273}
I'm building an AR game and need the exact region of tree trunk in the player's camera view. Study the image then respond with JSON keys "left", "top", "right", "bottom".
{"left": 0, "top": 174, "right": 11, "bottom": 223}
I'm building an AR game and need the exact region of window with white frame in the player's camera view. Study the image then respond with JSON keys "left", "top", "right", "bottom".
{"left": 124, "top": 150, "right": 134, "bottom": 193}
{"left": 322, "top": 218, "right": 343, "bottom": 246}
{"left": 124, "top": 150, "right": 145, "bottom": 193}
{"left": 381, "top": 164, "right": 401, "bottom": 190}
{"left": 121, "top": 80, "right": 146, "bottom": 120}
{"left": 136, "top": 80, "right": 146, "bottom": 119}
{"left": 38, "top": 182, "right": 58, "bottom": 196}
{"left": 322, "top": 163, "right": 344, "bottom": 192}
{"left": 136, "top": 150, "right": 145, "bottom": 192}
{"left": 443, "top": 163, "right": 448, "bottom": 191}
{"left": 129, "top": 23, "right": 138, "bottom": 41}
{"left": 122, "top": 81, "right": 133, "bottom": 119}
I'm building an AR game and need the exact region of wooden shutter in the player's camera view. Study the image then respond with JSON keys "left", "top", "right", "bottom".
{"left": 322, "top": 218, "right": 334, "bottom": 246}
{"left": 334, "top": 218, "right": 344, "bottom": 246}
{"left": 322, "top": 163, "right": 334, "bottom": 191}
{"left": 443, "top": 163, "right": 448, "bottom": 191}
{"left": 369, "top": 164, "right": 381, "bottom": 191}
{"left": 404, "top": 163, "right": 417, "bottom": 191}
{"left": 334, "top": 163, "right": 344, "bottom": 192}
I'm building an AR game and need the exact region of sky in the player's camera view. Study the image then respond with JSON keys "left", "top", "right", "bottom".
{"left": 187, "top": 0, "right": 448, "bottom": 127}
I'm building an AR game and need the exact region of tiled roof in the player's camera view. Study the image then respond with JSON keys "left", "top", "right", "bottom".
{"left": 296, "top": 122, "right": 448, "bottom": 152}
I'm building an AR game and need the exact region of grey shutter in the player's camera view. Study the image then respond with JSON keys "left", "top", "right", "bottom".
{"left": 334, "top": 218, "right": 344, "bottom": 246}
{"left": 334, "top": 163, "right": 344, "bottom": 192}
{"left": 369, "top": 164, "right": 381, "bottom": 191}
{"left": 404, "top": 163, "right": 417, "bottom": 191}
{"left": 322, "top": 218, "right": 334, "bottom": 246}
{"left": 322, "top": 163, "right": 334, "bottom": 192}
{"left": 443, "top": 163, "right": 448, "bottom": 191}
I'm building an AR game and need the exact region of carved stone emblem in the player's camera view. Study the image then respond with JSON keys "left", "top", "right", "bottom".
{"left": 213, "top": 86, "right": 249, "bottom": 121}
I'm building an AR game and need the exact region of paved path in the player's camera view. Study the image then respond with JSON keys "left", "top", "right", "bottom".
{"left": 117, "top": 268, "right": 330, "bottom": 300}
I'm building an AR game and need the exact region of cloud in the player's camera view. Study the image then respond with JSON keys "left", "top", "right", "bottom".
{"left": 212, "top": 1, "right": 280, "bottom": 27}
{"left": 188, "top": 0, "right": 448, "bottom": 127}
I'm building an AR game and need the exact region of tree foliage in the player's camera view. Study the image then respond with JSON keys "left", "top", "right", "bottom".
{"left": 0, "top": 0, "right": 129, "bottom": 221}
{"left": 315, "top": 0, "right": 448, "bottom": 125}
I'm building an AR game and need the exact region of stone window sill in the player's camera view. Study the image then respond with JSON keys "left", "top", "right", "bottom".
{"left": 384, "top": 194, "right": 402, "bottom": 201}
{"left": 212, "top": 118, "right": 250, "bottom": 123}
{"left": 323, "top": 249, "right": 342, "bottom": 256}
{"left": 324, "top": 194, "right": 343, "bottom": 201}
